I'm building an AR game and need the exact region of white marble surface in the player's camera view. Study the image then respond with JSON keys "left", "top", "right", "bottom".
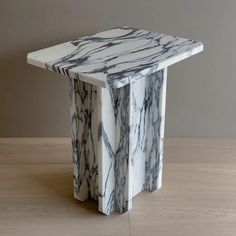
{"left": 27, "top": 26, "right": 203, "bottom": 88}
{"left": 69, "top": 70, "right": 167, "bottom": 215}
{"left": 27, "top": 27, "right": 203, "bottom": 215}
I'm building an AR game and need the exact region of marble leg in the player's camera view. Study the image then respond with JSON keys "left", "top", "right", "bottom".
{"left": 69, "top": 68, "right": 167, "bottom": 215}
{"left": 69, "top": 79, "right": 98, "bottom": 201}
{"left": 97, "top": 82, "right": 133, "bottom": 215}
{"left": 136, "top": 68, "right": 167, "bottom": 193}
{"left": 127, "top": 68, "right": 167, "bottom": 198}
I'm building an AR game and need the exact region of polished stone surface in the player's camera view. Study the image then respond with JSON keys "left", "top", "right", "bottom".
{"left": 27, "top": 27, "right": 203, "bottom": 214}
{"left": 27, "top": 26, "right": 203, "bottom": 88}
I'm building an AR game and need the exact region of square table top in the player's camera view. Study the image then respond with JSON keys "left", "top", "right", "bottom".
{"left": 27, "top": 26, "right": 203, "bottom": 88}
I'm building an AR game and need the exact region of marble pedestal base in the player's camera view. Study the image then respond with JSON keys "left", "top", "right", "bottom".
{"left": 69, "top": 69, "right": 167, "bottom": 215}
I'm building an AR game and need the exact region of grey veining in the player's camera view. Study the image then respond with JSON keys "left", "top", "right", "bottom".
{"left": 69, "top": 79, "right": 98, "bottom": 201}
{"left": 27, "top": 26, "right": 203, "bottom": 88}
{"left": 69, "top": 69, "right": 167, "bottom": 215}
{"left": 27, "top": 26, "right": 202, "bottom": 215}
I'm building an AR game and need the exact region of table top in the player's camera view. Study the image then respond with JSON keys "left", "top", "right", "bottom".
{"left": 27, "top": 26, "right": 203, "bottom": 88}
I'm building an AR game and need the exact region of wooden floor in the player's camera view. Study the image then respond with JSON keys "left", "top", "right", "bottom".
{"left": 0, "top": 138, "right": 236, "bottom": 236}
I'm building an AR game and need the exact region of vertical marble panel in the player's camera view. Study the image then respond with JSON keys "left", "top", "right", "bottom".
{"left": 69, "top": 79, "right": 98, "bottom": 201}
{"left": 98, "top": 84, "right": 132, "bottom": 215}
{"left": 130, "top": 69, "right": 167, "bottom": 195}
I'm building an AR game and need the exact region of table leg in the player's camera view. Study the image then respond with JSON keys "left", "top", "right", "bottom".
{"left": 69, "top": 68, "right": 167, "bottom": 215}
{"left": 69, "top": 79, "right": 98, "bottom": 201}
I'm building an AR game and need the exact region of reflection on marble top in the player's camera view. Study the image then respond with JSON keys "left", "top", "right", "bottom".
{"left": 27, "top": 26, "right": 203, "bottom": 88}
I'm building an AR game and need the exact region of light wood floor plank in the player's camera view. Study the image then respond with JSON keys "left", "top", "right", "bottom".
{"left": 0, "top": 138, "right": 235, "bottom": 236}
{"left": 0, "top": 138, "right": 71, "bottom": 164}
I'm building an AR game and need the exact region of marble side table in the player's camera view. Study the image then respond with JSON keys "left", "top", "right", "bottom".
{"left": 27, "top": 26, "right": 203, "bottom": 215}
